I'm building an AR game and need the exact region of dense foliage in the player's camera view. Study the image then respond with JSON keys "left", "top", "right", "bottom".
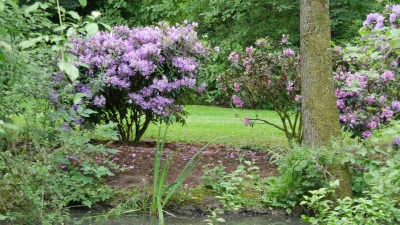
{"left": 0, "top": 1, "right": 121, "bottom": 223}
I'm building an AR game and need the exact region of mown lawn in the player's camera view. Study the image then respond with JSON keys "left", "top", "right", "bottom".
{"left": 142, "top": 105, "right": 290, "bottom": 150}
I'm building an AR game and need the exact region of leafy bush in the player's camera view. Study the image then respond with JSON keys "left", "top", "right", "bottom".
{"left": 301, "top": 176, "right": 400, "bottom": 224}
{"left": 218, "top": 37, "right": 302, "bottom": 145}
{"left": 202, "top": 157, "right": 260, "bottom": 210}
{"left": 0, "top": 118, "right": 121, "bottom": 223}
{"left": 0, "top": 1, "right": 125, "bottom": 223}
{"left": 262, "top": 141, "right": 345, "bottom": 213}
{"left": 54, "top": 21, "right": 208, "bottom": 145}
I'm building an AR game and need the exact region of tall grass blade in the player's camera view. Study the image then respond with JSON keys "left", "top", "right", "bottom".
{"left": 162, "top": 136, "right": 229, "bottom": 207}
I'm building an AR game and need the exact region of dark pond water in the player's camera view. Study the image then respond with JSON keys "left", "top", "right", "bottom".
{"left": 72, "top": 213, "right": 305, "bottom": 225}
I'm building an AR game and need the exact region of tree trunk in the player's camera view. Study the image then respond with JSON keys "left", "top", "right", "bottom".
{"left": 300, "top": 0, "right": 352, "bottom": 199}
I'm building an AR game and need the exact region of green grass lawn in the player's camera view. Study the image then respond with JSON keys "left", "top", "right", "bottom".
{"left": 142, "top": 105, "right": 289, "bottom": 150}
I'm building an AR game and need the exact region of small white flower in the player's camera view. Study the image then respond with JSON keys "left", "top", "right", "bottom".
{"left": 0, "top": 120, "right": 4, "bottom": 125}
{"left": 91, "top": 11, "right": 101, "bottom": 18}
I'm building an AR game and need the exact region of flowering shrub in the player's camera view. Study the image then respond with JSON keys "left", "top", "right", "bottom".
{"left": 333, "top": 66, "right": 394, "bottom": 139}
{"left": 53, "top": 21, "right": 208, "bottom": 145}
{"left": 341, "top": 4, "right": 400, "bottom": 140}
{"left": 219, "top": 13, "right": 400, "bottom": 143}
{"left": 218, "top": 36, "right": 302, "bottom": 144}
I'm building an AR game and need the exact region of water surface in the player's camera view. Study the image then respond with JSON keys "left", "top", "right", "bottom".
{"left": 74, "top": 213, "right": 305, "bottom": 225}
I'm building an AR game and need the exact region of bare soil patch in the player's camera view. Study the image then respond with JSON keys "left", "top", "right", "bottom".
{"left": 104, "top": 141, "right": 279, "bottom": 189}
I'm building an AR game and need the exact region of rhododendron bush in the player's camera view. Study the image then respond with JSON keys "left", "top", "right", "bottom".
{"left": 218, "top": 37, "right": 303, "bottom": 144}
{"left": 53, "top": 21, "right": 208, "bottom": 145}
{"left": 219, "top": 5, "right": 400, "bottom": 143}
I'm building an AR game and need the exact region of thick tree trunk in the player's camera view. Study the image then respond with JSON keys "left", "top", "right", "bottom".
{"left": 300, "top": 0, "right": 352, "bottom": 199}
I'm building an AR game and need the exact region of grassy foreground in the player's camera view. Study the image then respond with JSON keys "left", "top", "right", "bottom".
{"left": 142, "top": 105, "right": 289, "bottom": 149}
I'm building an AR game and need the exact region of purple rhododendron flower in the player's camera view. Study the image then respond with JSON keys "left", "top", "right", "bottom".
{"left": 336, "top": 99, "right": 345, "bottom": 109}
{"left": 391, "top": 60, "right": 398, "bottom": 68}
{"left": 245, "top": 46, "right": 254, "bottom": 54}
{"left": 295, "top": 95, "right": 302, "bottom": 102}
{"left": 364, "top": 96, "right": 375, "bottom": 105}
{"left": 234, "top": 82, "right": 242, "bottom": 92}
{"left": 393, "top": 138, "right": 400, "bottom": 146}
{"left": 393, "top": 5, "right": 400, "bottom": 15}
{"left": 228, "top": 52, "right": 239, "bottom": 63}
{"left": 232, "top": 95, "right": 243, "bottom": 108}
{"left": 380, "top": 70, "right": 395, "bottom": 82}
{"left": 197, "top": 82, "right": 206, "bottom": 93}
{"left": 49, "top": 90, "right": 58, "bottom": 103}
{"left": 380, "top": 106, "right": 393, "bottom": 121}
{"left": 242, "top": 57, "right": 252, "bottom": 75}
{"left": 62, "top": 123, "right": 69, "bottom": 130}
{"left": 94, "top": 95, "right": 106, "bottom": 107}
{"left": 282, "top": 34, "right": 288, "bottom": 43}
{"left": 243, "top": 116, "right": 250, "bottom": 126}
{"left": 256, "top": 39, "right": 267, "bottom": 47}
{"left": 361, "top": 131, "right": 372, "bottom": 139}
{"left": 390, "top": 13, "right": 397, "bottom": 23}
{"left": 392, "top": 100, "right": 400, "bottom": 112}
{"left": 283, "top": 48, "right": 295, "bottom": 57}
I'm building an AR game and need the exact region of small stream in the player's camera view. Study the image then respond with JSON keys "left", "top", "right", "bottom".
{"left": 72, "top": 213, "right": 305, "bottom": 225}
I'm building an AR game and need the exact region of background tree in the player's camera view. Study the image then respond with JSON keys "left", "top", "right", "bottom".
{"left": 300, "top": 0, "right": 352, "bottom": 198}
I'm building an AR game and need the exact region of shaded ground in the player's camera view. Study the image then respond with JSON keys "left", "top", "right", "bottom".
{"left": 104, "top": 141, "right": 279, "bottom": 190}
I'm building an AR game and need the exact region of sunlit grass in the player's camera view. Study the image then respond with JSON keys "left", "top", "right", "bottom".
{"left": 142, "top": 105, "right": 290, "bottom": 149}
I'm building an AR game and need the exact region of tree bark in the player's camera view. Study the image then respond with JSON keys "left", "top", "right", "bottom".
{"left": 300, "top": 0, "right": 352, "bottom": 199}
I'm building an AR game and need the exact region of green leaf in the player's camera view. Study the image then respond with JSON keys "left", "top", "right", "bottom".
{"left": 66, "top": 65, "right": 79, "bottom": 81}
{"left": 0, "top": 26, "right": 6, "bottom": 36}
{"left": 73, "top": 93, "right": 87, "bottom": 105}
{"left": 100, "top": 22, "right": 112, "bottom": 31}
{"left": 67, "top": 11, "right": 81, "bottom": 21}
{"left": 59, "top": 61, "right": 79, "bottom": 81}
{"left": 369, "top": 51, "right": 381, "bottom": 59}
{"left": 77, "top": 175, "right": 93, "bottom": 184}
{"left": 19, "top": 37, "right": 42, "bottom": 49}
{"left": 52, "top": 45, "right": 63, "bottom": 51}
{"left": 85, "top": 23, "right": 98, "bottom": 37}
{"left": 66, "top": 27, "right": 76, "bottom": 37}
{"left": 0, "top": 2, "right": 5, "bottom": 12}
{"left": 5, "top": 0, "right": 18, "bottom": 9}
{"left": 216, "top": 218, "right": 225, "bottom": 222}
{"left": 387, "top": 160, "right": 395, "bottom": 168}
{"left": 24, "top": 2, "right": 40, "bottom": 15}
{"left": 388, "top": 171, "right": 398, "bottom": 179}
{"left": 78, "top": 0, "right": 87, "bottom": 8}
{"left": 51, "top": 36, "right": 64, "bottom": 43}
{"left": 358, "top": 29, "right": 370, "bottom": 36}
{"left": 74, "top": 61, "right": 89, "bottom": 68}
{"left": 0, "top": 41, "right": 11, "bottom": 51}
{"left": 54, "top": 25, "right": 68, "bottom": 32}
{"left": 389, "top": 39, "right": 400, "bottom": 48}
{"left": 83, "top": 109, "right": 97, "bottom": 114}
{"left": 0, "top": 214, "right": 9, "bottom": 220}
